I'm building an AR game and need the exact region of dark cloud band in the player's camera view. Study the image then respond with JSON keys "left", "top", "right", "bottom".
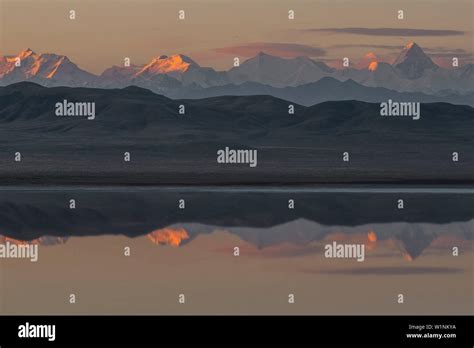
{"left": 305, "top": 28, "right": 465, "bottom": 36}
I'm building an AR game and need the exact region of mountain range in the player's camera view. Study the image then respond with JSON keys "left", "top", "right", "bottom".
{"left": 0, "top": 189, "right": 472, "bottom": 259}
{"left": 0, "top": 83, "right": 473, "bottom": 184}
{"left": 1, "top": 43, "right": 473, "bottom": 101}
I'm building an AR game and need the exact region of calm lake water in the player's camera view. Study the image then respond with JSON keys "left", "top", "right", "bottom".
{"left": 0, "top": 186, "right": 472, "bottom": 315}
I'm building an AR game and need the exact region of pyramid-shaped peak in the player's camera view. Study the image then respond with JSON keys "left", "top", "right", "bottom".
{"left": 393, "top": 42, "right": 437, "bottom": 79}
{"left": 403, "top": 42, "right": 426, "bottom": 56}
{"left": 405, "top": 42, "right": 419, "bottom": 50}
{"left": 393, "top": 42, "right": 431, "bottom": 65}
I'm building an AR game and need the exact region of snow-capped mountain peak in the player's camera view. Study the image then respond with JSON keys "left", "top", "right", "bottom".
{"left": 18, "top": 48, "right": 36, "bottom": 60}
{"left": 357, "top": 52, "right": 379, "bottom": 69}
{"left": 131, "top": 54, "right": 225, "bottom": 87}
{"left": 1, "top": 43, "right": 473, "bottom": 93}
{"left": 229, "top": 52, "right": 334, "bottom": 87}
{"left": 393, "top": 42, "right": 438, "bottom": 79}
{"left": 0, "top": 49, "right": 97, "bottom": 86}
{"left": 137, "top": 54, "right": 198, "bottom": 76}
{"left": 367, "top": 61, "right": 378, "bottom": 71}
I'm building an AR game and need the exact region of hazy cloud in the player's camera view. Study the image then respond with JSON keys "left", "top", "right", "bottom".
{"left": 329, "top": 44, "right": 404, "bottom": 50}
{"left": 304, "top": 28, "right": 465, "bottom": 37}
{"left": 214, "top": 42, "right": 326, "bottom": 57}
{"left": 424, "top": 47, "right": 472, "bottom": 58}
{"left": 328, "top": 44, "right": 472, "bottom": 57}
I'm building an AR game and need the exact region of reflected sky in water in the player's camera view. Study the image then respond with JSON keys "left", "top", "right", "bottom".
{"left": 0, "top": 187, "right": 472, "bottom": 315}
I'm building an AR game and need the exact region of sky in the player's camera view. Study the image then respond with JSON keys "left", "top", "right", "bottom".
{"left": 1, "top": 231, "right": 472, "bottom": 314}
{"left": 1, "top": 0, "right": 473, "bottom": 73}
